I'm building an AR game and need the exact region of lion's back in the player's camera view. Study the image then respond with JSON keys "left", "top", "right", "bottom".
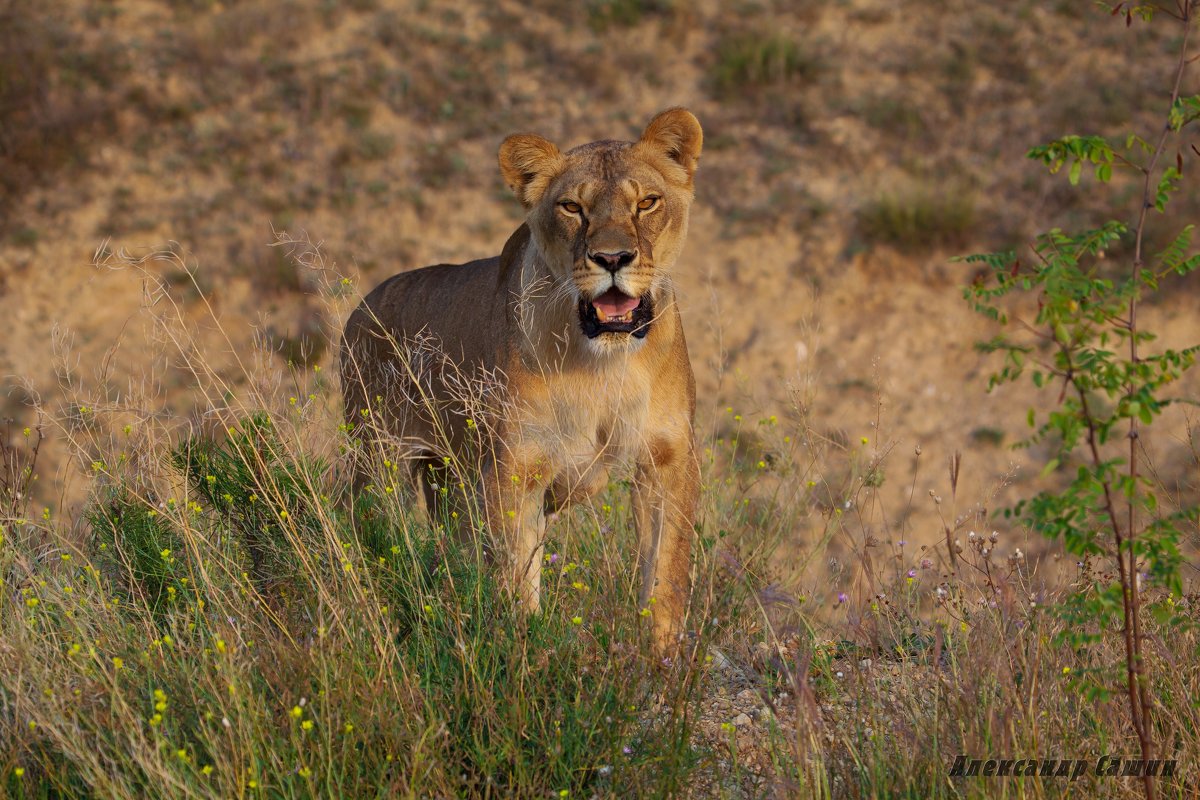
{"left": 339, "top": 256, "right": 511, "bottom": 429}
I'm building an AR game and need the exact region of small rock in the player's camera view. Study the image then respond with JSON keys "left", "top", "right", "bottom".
{"left": 708, "top": 647, "right": 733, "bottom": 671}
{"left": 733, "top": 713, "right": 752, "bottom": 727}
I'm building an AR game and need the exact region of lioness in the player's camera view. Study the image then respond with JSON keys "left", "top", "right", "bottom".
{"left": 341, "top": 108, "right": 702, "bottom": 654}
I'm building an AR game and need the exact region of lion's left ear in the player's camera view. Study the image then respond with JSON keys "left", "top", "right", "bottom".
{"left": 498, "top": 133, "right": 566, "bottom": 208}
{"left": 636, "top": 107, "right": 703, "bottom": 185}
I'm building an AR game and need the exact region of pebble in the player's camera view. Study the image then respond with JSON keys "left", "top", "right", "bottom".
{"left": 708, "top": 647, "right": 733, "bottom": 671}
{"left": 733, "top": 713, "right": 751, "bottom": 727}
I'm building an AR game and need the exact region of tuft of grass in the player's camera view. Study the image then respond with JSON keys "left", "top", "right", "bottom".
{"left": 859, "top": 94, "right": 928, "bottom": 141}
{"left": 708, "top": 31, "right": 818, "bottom": 97}
{"left": 415, "top": 142, "right": 469, "bottom": 190}
{"left": 89, "top": 489, "right": 188, "bottom": 614}
{"left": 10, "top": 226, "right": 39, "bottom": 248}
{"left": 856, "top": 183, "right": 976, "bottom": 252}
{"left": 355, "top": 130, "right": 395, "bottom": 162}
{"left": 586, "top": 0, "right": 673, "bottom": 32}
{"left": 969, "top": 426, "right": 1005, "bottom": 447}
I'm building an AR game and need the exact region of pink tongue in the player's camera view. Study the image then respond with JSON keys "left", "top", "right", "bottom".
{"left": 593, "top": 288, "right": 640, "bottom": 317}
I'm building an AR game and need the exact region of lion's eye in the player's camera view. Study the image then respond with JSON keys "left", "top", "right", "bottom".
{"left": 637, "top": 196, "right": 660, "bottom": 211}
{"left": 560, "top": 201, "right": 582, "bottom": 214}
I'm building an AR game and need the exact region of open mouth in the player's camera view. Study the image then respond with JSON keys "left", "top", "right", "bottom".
{"left": 578, "top": 287, "right": 653, "bottom": 339}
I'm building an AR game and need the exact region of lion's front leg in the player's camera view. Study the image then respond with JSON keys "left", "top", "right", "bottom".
{"left": 633, "top": 433, "right": 700, "bottom": 656}
{"left": 482, "top": 455, "right": 549, "bottom": 611}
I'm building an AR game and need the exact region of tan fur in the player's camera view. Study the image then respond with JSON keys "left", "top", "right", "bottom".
{"left": 341, "top": 108, "right": 703, "bottom": 654}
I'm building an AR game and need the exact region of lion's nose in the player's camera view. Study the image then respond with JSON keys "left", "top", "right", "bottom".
{"left": 588, "top": 250, "right": 637, "bottom": 273}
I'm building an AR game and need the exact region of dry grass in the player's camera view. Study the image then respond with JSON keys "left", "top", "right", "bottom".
{"left": 856, "top": 183, "right": 977, "bottom": 253}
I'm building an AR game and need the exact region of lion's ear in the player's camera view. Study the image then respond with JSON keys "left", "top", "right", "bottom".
{"left": 637, "top": 107, "right": 703, "bottom": 185}
{"left": 498, "top": 134, "right": 565, "bottom": 208}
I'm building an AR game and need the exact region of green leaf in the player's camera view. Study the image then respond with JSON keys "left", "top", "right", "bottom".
{"left": 1040, "top": 458, "right": 1060, "bottom": 478}
{"left": 1156, "top": 166, "right": 1181, "bottom": 211}
{"left": 1138, "top": 403, "right": 1154, "bottom": 425}
{"left": 1068, "top": 159, "right": 1083, "bottom": 186}
{"left": 1154, "top": 225, "right": 1192, "bottom": 274}
{"left": 1176, "top": 254, "right": 1200, "bottom": 276}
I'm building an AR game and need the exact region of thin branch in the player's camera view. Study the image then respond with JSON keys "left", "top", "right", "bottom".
{"left": 1122, "top": 4, "right": 1194, "bottom": 797}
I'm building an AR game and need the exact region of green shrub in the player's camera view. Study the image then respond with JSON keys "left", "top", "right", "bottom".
{"left": 89, "top": 490, "right": 185, "bottom": 614}
{"left": 172, "top": 413, "right": 323, "bottom": 577}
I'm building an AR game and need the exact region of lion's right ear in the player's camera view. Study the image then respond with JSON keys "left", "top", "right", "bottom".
{"left": 498, "top": 134, "right": 566, "bottom": 208}
{"left": 637, "top": 107, "right": 703, "bottom": 187}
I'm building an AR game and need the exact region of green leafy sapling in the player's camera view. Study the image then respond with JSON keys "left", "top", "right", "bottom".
{"left": 964, "top": 4, "right": 1200, "bottom": 799}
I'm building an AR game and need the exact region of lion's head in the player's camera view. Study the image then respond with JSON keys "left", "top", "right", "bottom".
{"left": 498, "top": 108, "right": 702, "bottom": 353}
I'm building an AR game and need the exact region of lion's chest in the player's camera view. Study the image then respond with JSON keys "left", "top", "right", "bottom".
{"left": 514, "top": 369, "right": 653, "bottom": 481}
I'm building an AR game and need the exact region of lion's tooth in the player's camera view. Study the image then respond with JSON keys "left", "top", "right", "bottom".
{"left": 595, "top": 306, "right": 608, "bottom": 322}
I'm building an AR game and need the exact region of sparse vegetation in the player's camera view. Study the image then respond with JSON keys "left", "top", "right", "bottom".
{"left": 709, "top": 31, "right": 818, "bottom": 97}
{"left": 857, "top": 183, "right": 977, "bottom": 253}
{"left": 0, "top": 0, "right": 123, "bottom": 226}
{"left": 586, "top": 0, "right": 672, "bottom": 32}
{"left": 968, "top": 426, "right": 1005, "bottom": 447}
